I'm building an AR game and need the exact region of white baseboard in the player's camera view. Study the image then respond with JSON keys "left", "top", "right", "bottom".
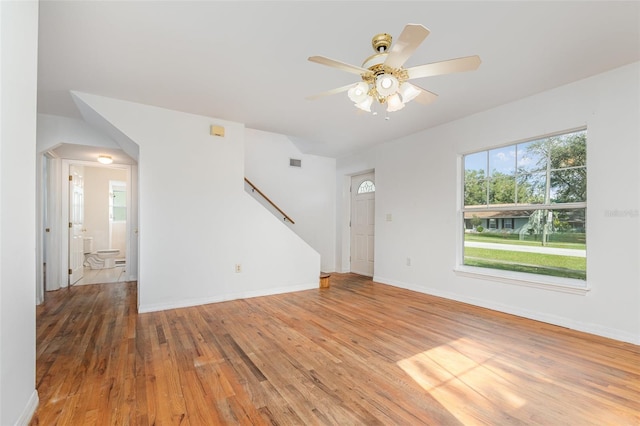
{"left": 373, "top": 275, "right": 640, "bottom": 345}
{"left": 15, "top": 390, "right": 39, "bottom": 426}
{"left": 138, "top": 282, "right": 317, "bottom": 313}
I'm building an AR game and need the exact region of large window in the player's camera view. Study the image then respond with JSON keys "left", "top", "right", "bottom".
{"left": 461, "top": 129, "right": 586, "bottom": 283}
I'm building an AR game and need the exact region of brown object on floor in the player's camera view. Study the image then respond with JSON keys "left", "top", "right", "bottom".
{"left": 31, "top": 274, "right": 640, "bottom": 425}
{"left": 319, "top": 272, "right": 330, "bottom": 288}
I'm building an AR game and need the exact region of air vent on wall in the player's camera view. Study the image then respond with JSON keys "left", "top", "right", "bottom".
{"left": 290, "top": 158, "right": 302, "bottom": 168}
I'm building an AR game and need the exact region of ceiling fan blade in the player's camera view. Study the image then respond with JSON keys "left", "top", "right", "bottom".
{"left": 410, "top": 84, "right": 439, "bottom": 105}
{"left": 308, "top": 56, "right": 370, "bottom": 75}
{"left": 306, "top": 83, "right": 357, "bottom": 101}
{"left": 384, "top": 24, "right": 430, "bottom": 69}
{"left": 407, "top": 55, "right": 481, "bottom": 80}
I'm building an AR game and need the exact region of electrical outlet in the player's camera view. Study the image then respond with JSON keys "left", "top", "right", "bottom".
{"left": 235, "top": 264, "right": 242, "bottom": 273}
{"left": 406, "top": 257, "right": 412, "bottom": 266}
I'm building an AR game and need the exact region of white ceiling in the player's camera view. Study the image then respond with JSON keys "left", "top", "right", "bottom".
{"left": 37, "top": 1, "right": 640, "bottom": 158}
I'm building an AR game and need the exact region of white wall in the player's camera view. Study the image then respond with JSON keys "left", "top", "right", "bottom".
{"left": 0, "top": 1, "right": 39, "bottom": 424}
{"left": 245, "top": 129, "right": 336, "bottom": 271}
{"left": 37, "top": 113, "right": 120, "bottom": 153}
{"left": 84, "top": 166, "right": 128, "bottom": 256}
{"left": 129, "top": 165, "right": 139, "bottom": 280}
{"left": 72, "top": 93, "right": 320, "bottom": 312}
{"left": 337, "top": 62, "right": 640, "bottom": 344}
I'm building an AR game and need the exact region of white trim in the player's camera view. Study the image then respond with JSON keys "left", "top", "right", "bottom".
{"left": 128, "top": 164, "right": 138, "bottom": 283}
{"left": 125, "top": 166, "right": 136, "bottom": 281}
{"left": 458, "top": 125, "right": 588, "bottom": 156}
{"left": 60, "top": 160, "right": 70, "bottom": 287}
{"left": 138, "top": 282, "right": 318, "bottom": 314}
{"left": 35, "top": 154, "right": 45, "bottom": 303}
{"left": 373, "top": 275, "right": 638, "bottom": 345}
{"left": 41, "top": 156, "right": 63, "bottom": 291}
{"left": 463, "top": 202, "right": 587, "bottom": 213}
{"left": 14, "top": 390, "right": 39, "bottom": 426}
{"left": 453, "top": 265, "right": 589, "bottom": 294}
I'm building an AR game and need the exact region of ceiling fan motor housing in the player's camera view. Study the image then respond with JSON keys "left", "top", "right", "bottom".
{"left": 371, "top": 33, "right": 392, "bottom": 52}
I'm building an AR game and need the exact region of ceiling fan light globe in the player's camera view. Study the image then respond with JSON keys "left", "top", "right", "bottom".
{"left": 348, "top": 82, "right": 370, "bottom": 103}
{"left": 386, "top": 93, "right": 405, "bottom": 112}
{"left": 354, "top": 95, "right": 373, "bottom": 112}
{"left": 398, "top": 83, "right": 421, "bottom": 103}
{"left": 376, "top": 74, "right": 399, "bottom": 97}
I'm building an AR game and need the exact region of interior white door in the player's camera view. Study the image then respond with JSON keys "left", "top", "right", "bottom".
{"left": 350, "top": 172, "right": 375, "bottom": 276}
{"left": 69, "top": 165, "right": 85, "bottom": 285}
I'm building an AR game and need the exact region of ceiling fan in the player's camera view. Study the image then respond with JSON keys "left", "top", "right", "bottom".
{"left": 307, "top": 23, "right": 481, "bottom": 114}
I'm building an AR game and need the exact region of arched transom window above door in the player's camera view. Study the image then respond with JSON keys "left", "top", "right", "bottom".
{"left": 357, "top": 180, "right": 375, "bottom": 194}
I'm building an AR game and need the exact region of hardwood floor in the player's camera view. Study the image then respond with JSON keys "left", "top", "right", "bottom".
{"left": 31, "top": 274, "right": 640, "bottom": 425}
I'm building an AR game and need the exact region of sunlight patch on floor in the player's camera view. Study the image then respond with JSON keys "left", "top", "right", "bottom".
{"left": 398, "top": 338, "right": 528, "bottom": 423}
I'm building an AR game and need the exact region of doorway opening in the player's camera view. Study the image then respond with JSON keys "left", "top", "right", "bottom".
{"left": 350, "top": 171, "right": 375, "bottom": 276}
{"left": 39, "top": 150, "right": 137, "bottom": 296}
{"left": 68, "top": 163, "right": 131, "bottom": 286}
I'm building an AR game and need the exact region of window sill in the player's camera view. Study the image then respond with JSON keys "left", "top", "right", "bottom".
{"left": 454, "top": 265, "right": 590, "bottom": 295}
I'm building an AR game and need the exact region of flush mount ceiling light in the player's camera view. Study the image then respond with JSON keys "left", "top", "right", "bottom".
{"left": 307, "top": 23, "right": 481, "bottom": 115}
{"left": 97, "top": 155, "right": 113, "bottom": 164}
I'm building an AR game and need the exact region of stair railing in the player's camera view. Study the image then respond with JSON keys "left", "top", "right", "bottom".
{"left": 244, "top": 177, "right": 295, "bottom": 224}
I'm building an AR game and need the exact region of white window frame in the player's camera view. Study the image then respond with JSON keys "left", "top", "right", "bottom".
{"left": 455, "top": 128, "right": 589, "bottom": 295}
{"left": 109, "top": 180, "right": 127, "bottom": 223}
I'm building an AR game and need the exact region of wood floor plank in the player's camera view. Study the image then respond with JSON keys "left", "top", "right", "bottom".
{"left": 31, "top": 274, "right": 640, "bottom": 425}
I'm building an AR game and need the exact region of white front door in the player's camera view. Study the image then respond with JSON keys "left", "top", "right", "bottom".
{"left": 69, "top": 165, "right": 85, "bottom": 285}
{"left": 350, "top": 172, "right": 375, "bottom": 276}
